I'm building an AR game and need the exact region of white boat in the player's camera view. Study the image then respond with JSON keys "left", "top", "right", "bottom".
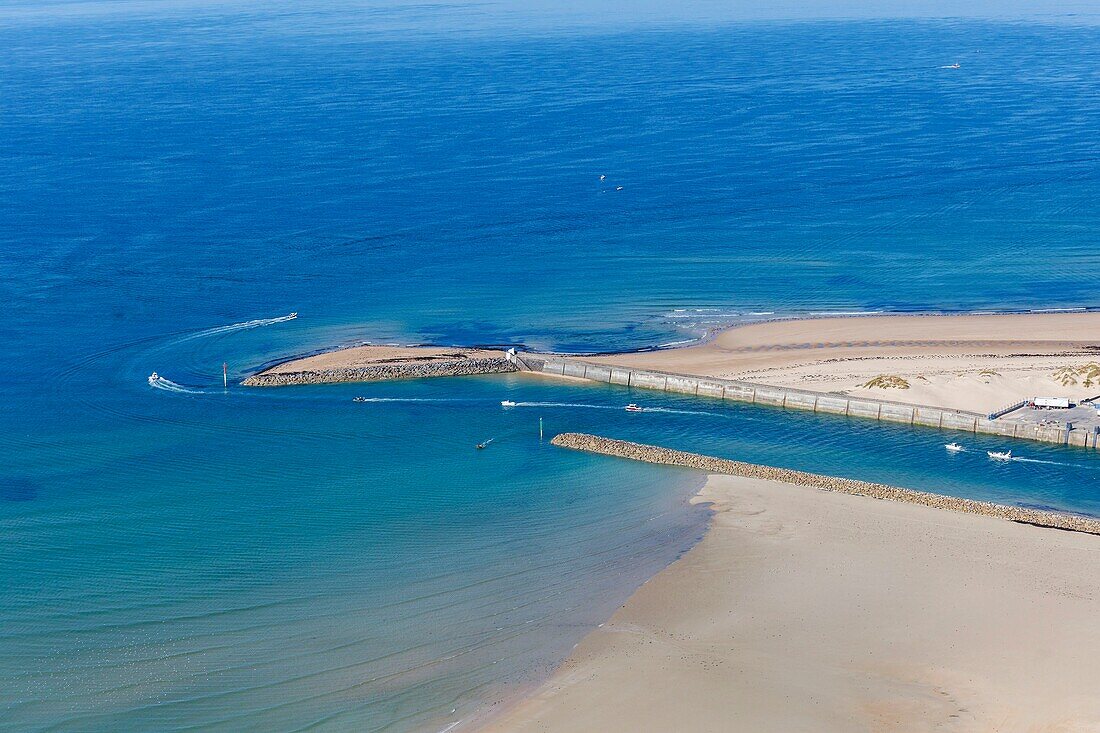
{"left": 945, "top": 442, "right": 964, "bottom": 452}
{"left": 988, "top": 450, "right": 1012, "bottom": 461}
{"left": 353, "top": 396, "right": 367, "bottom": 402}
{"left": 625, "top": 403, "right": 644, "bottom": 412}
{"left": 148, "top": 372, "right": 159, "bottom": 385}
{"left": 288, "top": 312, "right": 298, "bottom": 318}
{"left": 500, "top": 400, "right": 517, "bottom": 407}
{"left": 941, "top": 62, "right": 960, "bottom": 69}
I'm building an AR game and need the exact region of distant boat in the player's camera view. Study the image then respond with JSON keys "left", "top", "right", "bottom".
{"left": 599, "top": 174, "right": 606, "bottom": 181}
{"left": 500, "top": 400, "right": 517, "bottom": 407}
{"left": 988, "top": 450, "right": 1012, "bottom": 461}
{"left": 353, "top": 396, "right": 367, "bottom": 402}
{"left": 941, "top": 62, "right": 960, "bottom": 69}
{"left": 625, "top": 403, "right": 644, "bottom": 412}
{"left": 476, "top": 438, "right": 494, "bottom": 450}
{"left": 615, "top": 186, "right": 623, "bottom": 191}
{"left": 148, "top": 372, "right": 159, "bottom": 385}
{"left": 945, "top": 442, "right": 964, "bottom": 452}
{"left": 288, "top": 312, "right": 298, "bottom": 318}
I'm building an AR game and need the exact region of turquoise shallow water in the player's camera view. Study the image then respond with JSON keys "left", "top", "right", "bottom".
{"left": 2, "top": 3, "right": 1100, "bottom": 731}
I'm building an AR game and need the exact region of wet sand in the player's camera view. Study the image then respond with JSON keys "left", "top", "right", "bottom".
{"left": 483, "top": 473, "right": 1100, "bottom": 732}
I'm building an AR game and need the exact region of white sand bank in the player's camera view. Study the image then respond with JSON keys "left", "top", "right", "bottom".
{"left": 482, "top": 473, "right": 1100, "bottom": 732}
{"left": 596, "top": 313, "right": 1100, "bottom": 413}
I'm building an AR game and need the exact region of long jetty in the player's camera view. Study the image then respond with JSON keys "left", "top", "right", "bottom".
{"left": 508, "top": 351, "right": 1100, "bottom": 451}
{"left": 243, "top": 352, "right": 516, "bottom": 387}
{"left": 552, "top": 433, "right": 1100, "bottom": 534}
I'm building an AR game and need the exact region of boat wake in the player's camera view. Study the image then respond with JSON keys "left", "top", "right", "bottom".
{"left": 507, "top": 401, "right": 620, "bottom": 411}
{"left": 147, "top": 374, "right": 204, "bottom": 394}
{"left": 351, "top": 397, "right": 478, "bottom": 404}
{"left": 1007, "top": 456, "right": 1094, "bottom": 469}
{"left": 505, "top": 401, "right": 729, "bottom": 418}
{"left": 174, "top": 313, "right": 298, "bottom": 344}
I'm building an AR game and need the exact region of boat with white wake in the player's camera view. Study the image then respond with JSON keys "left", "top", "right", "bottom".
{"left": 988, "top": 450, "right": 1012, "bottom": 461}
{"left": 625, "top": 403, "right": 644, "bottom": 412}
{"left": 945, "top": 442, "right": 964, "bottom": 452}
{"left": 500, "top": 400, "right": 517, "bottom": 407}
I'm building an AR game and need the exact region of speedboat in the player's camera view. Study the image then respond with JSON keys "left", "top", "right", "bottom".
{"left": 945, "top": 442, "right": 964, "bottom": 452}
{"left": 353, "top": 396, "right": 367, "bottom": 402}
{"left": 942, "top": 62, "right": 960, "bottom": 69}
{"left": 288, "top": 312, "right": 298, "bottom": 318}
{"left": 988, "top": 450, "right": 1012, "bottom": 461}
{"left": 500, "top": 400, "right": 517, "bottom": 407}
{"left": 148, "top": 372, "right": 159, "bottom": 385}
{"left": 625, "top": 403, "right": 644, "bottom": 412}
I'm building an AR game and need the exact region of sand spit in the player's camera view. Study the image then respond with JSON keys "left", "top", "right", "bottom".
{"left": 242, "top": 345, "right": 515, "bottom": 386}
{"left": 483, "top": 471, "right": 1100, "bottom": 733}
{"left": 551, "top": 432, "right": 1100, "bottom": 534}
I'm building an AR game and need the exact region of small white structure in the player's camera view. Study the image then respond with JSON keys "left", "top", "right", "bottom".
{"left": 1033, "top": 397, "right": 1071, "bottom": 409}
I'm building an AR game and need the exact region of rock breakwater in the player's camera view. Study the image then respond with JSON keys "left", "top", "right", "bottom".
{"left": 243, "top": 356, "right": 515, "bottom": 387}
{"left": 551, "top": 432, "right": 1100, "bottom": 535}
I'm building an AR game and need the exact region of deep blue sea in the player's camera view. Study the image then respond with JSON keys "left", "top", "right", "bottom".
{"left": 2, "top": 2, "right": 1100, "bottom": 731}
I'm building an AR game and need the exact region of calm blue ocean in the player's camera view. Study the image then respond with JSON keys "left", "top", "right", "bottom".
{"left": 2, "top": 2, "right": 1099, "bottom": 730}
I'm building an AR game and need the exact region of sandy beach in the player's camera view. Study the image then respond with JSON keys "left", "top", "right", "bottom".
{"left": 243, "top": 345, "right": 514, "bottom": 386}
{"left": 255, "top": 345, "right": 508, "bottom": 374}
{"left": 483, "top": 472, "right": 1100, "bottom": 732}
{"left": 596, "top": 313, "right": 1100, "bottom": 414}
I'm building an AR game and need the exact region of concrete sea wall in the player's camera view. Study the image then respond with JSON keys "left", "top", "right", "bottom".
{"left": 552, "top": 433, "right": 1100, "bottom": 535}
{"left": 512, "top": 353, "right": 1099, "bottom": 450}
{"left": 243, "top": 356, "right": 516, "bottom": 387}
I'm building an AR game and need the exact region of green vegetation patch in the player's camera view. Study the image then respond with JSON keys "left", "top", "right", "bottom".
{"left": 1053, "top": 362, "right": 1100, "bottom": 388}
{"left": 862, "top": 374, "right": 911, "bottom": 390}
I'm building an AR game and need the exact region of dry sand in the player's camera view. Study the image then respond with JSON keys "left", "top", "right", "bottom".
{"left": 596, "top": 313, "right": 1100, "bottom": 414}
{"left": 483, "top": 474, "right": 1100, "bottom": 733}
{"left": 258, "top": 345, "right": 506, "bottom": 374}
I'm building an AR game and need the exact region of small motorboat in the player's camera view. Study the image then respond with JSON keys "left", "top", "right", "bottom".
{"left": 941, "top": 62, "right": 960, "bottom": 69}
{"left": 625, "top": 403, "right": 644, "bottom": 412}
{"left": 148, "top": 372, "right": 160, "bottom": 384}
{"left": 500, "top": 400, "right": 517, "bottom": 407}
{"left": 476, "top": 438, "right": 494, "bottom": 450}
{"left": 352, "top": 396, "right": 367, "bottom": 402}
{"left": 288, "top": 312, "right": 298, "bottom": 318}
{"left": 988, "top": 450, "right": 1012, "bottom": 461}
{"left": 945, "top": 442, "right": 964, "bottom": 452}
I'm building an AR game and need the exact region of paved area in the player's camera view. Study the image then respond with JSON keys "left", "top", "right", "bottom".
{"left": 1002, "top": 401, "right": 1100, "bottom": 433}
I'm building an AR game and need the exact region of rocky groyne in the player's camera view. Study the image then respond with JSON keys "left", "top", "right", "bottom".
{"left": 243, "top": 356, "right": 516, "bottom": 387}
{"left": 551, "top": 432, "right": 1100, "bottom": 535}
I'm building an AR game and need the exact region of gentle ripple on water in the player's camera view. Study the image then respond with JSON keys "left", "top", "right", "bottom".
{"left": 2, "top": 7, "right": 1100, "bottom": 732}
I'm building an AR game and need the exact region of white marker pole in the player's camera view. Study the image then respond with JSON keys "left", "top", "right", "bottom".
{"left": 539, "top": 417, "right": 543, "bottom": 441}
